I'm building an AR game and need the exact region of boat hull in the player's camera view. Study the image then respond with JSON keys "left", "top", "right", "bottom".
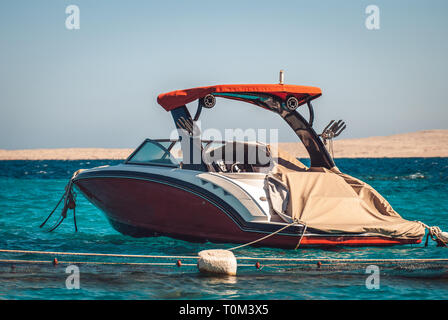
{"left": 73, "top": 170, "right": 422, "bottom": 249}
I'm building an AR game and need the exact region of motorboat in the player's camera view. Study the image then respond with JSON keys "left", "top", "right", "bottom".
{"left": 63, "top": 83, "right": 430, "bottom": 248}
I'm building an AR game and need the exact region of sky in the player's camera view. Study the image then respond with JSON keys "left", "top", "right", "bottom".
{"left": 0, "top": 0, "right": 447, "bottom": 149}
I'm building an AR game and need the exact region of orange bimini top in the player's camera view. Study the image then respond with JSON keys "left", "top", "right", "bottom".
{"left": 157, "top": 84, "right": 322, "bottom": 111}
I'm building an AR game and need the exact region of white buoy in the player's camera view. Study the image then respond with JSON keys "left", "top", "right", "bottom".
{"left": 197, "top": 249, "right": 237, "bottom": 276}
{"left": 439, "top": 232, "right": 448, "bottom": 243}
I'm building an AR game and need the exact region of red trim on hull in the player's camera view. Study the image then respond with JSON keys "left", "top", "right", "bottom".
{"left": 74, "top": 177, "right": 422, "bottom": 249}
{"left": 299, "top": 236, "right": 421, "bottom": 246}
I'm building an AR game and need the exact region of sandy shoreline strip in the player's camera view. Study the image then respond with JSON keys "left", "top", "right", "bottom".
{"left": 0, "top": 130, "right": 447, "bottom": 160}
{"left": 0, "top": 148, "right": 135, "bottom": 161}
{"left": 279, "top": 129, "right": 448, "bottom": 159}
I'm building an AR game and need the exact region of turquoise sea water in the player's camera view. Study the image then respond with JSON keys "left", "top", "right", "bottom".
{"left": 0, "top": 158, "right": 447, "bottom": 300}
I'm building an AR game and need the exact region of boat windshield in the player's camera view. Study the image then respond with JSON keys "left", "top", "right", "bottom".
{"left": 126, "top": 140, "right": 180, "bottom": 167}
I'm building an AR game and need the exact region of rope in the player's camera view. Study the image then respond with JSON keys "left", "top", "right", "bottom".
{"left": 0, "top": 249, "right": 198, "bottom": 259}
{"left": 1, "top": 249, "right": 447, "bottom": 265}
{"left": 0, "top": 258, "right": 197, "bottom": 267}
{"left": 227, "top": 220, "right": 299, "bottom": 251}
{"left": 39, "top": 193, "right": 65, "bottom": 228}
{"left": 294, "top": 223, "right": 308, "bottom": 250}
{"left": 417, "top": 221, "right": 447, "bottom": 247}
{"left": 40, "top": 169, "right": 84, "bottom": 232}
{"left": 234, "top": 257, "right": 448, "bottom": 262}
{"left": 0, "top": 259, "right": 258, "bottom": 268}
{"left": 73, "top": 205, "right": 77, "bottom": 232}
{"left": 47, "top": 216, "right": 65, "bottom": 232}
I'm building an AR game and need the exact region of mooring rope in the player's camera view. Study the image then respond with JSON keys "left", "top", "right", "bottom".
{"left": 294, "top": 223, "right": 308, "bottom": 250}
{"left": 227, "top": 220, "right": 299, "bottom": 251}
{"left": 40, "top": 169, "right": 84, "bottom": 232}
{"left": 0, "top": 249, "right": 198, "bottom": 260}
{"left": 417, "top": 221, "right": 448, "bottom": 247}
{"left": 226, "top": 219, "right": 309, "bottom": 251}
{"left": 235, "top": 257, "right": 448, "bottom": 262}
{"left": 39, "top": 193, "right": 65, "bottom": 228}
{"left": 0, "top": 258, "right": 259, "bottom": 268}
{"left": 0, "top": 258, "right": 198, "bottom": 267}
{"left": 1, "top": 249, "right": 447, "bottom": 264}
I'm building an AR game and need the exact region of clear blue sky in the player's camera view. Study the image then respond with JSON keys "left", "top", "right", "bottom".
{"left": 0, "top": 0, "right": 447, "bottom": 149}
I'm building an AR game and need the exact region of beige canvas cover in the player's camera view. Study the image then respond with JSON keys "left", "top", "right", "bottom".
{"left": 264, "top": 148, "right": 425, "bottom": 240}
